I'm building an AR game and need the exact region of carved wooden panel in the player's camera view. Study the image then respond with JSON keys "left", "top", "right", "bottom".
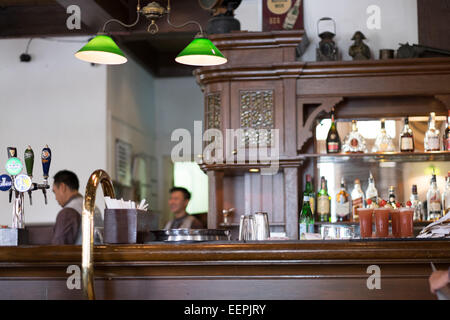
{"left": 206, "top": 93, "right": 221, "bottom": 129}
{"left": 296, "top": 97, "right": 344, "bottom": 151}
{"left": 239, "top": 90, "right": 274, "bottom": 146}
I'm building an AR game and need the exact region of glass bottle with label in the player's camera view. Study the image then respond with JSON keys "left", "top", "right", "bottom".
{"left": 342, "top": 120, "right": 368, "bottom": 153}
{"left": 304, "top": 174, "right": 315, "bottom": 216}
{"left": 444, "top": 111, "right": 450, "bottom": 151}
{"left": 326, "top": 107, "right": 341, "bottom": 153}
{"left": 424, "top": 112, "right": 440, "bottom": 151}
{"left": 427, "top": 173, "right": 442, "bottom": 221}
{"left": 388, "top": 186, "right": 396, "bottom": 209}
{"left": 283, "top": 0, "right": 301, "bottom": 30}
{"left": 317, "top": 176, "right": 331, "bottom": 222}
{"left": 336, "top": 177, "right": 351, "bottom": 222}
{"left": 299, "top": 194, "right": 314, "bottom": 239}
{"left": 365, "top": 172, "right": 378, "bottom": 205}
{"left": 351, "top": 179, "right": 365, "bottom": 222}
{"left": 400, "top": 117, "right": 415, "bottom": 152}
{"left": 372, "top": 119, "right": 395, "bottom": 153}
{"left": 442, "top": 172, "right": 450, "bottom": 216}
{"left": 410, "top": 184, "right": 423, "bottom": 221}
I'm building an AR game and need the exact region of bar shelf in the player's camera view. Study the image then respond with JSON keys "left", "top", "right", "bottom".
{"left": 299, "top": 151, "right": 450, "bottom": 164}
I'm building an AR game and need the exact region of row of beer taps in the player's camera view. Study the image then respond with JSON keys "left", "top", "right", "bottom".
{"left": 3, "top": 146, "right": 51, "bottom": 228}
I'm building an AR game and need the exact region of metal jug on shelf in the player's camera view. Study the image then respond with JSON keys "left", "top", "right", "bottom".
{"left": 253, "top": 212, "right": 271, "bottom": 240}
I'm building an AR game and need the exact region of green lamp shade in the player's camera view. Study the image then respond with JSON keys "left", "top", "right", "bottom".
{"left": 75, "top": 35, "right": 127, "bottom": 65}
{"left": 175, "top": 37, "right": 227, "bottom": 66}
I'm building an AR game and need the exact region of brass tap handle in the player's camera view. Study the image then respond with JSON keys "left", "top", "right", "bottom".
{"left": 82, "top": 169, "right": 115, "bottom": 300}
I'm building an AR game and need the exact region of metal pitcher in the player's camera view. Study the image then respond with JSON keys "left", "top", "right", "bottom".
{"left": 253, "top": 212, "right": 270, "bottom": 240}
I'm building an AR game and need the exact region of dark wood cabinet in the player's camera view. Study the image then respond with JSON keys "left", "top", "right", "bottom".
{"left": 195, "top": 31, "right": 450, "bottom": 240}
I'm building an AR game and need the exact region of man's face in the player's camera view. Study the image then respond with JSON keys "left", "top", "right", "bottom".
{"left": 52, "top": 183, "right": 67, "bottom": 207}
{"left": 168, "top": 191, "right": 189, "bottom": 214}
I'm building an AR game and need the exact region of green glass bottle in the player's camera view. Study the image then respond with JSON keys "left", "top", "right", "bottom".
{"left": 326, "top": 107, "right": 341, "bottom": 153}
{"left": 317, "top": 176, "right": 331, "bottom": 222}
{"left": 299, "top": 194, "right": 314, "bottom": 240}
{"left": 304, "top": 174, "right": 315, "bottom": 216}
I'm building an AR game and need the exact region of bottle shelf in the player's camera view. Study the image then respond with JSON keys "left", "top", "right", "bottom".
{"left": 299, "top": 151, "right": 450, "bottom": 164}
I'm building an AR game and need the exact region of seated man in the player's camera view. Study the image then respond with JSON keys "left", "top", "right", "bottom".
{"left": 164, "top": 187, "right": 203, "bottom": 229}
{"left": 51, "top": 170, "right": 102, "bottom": 245}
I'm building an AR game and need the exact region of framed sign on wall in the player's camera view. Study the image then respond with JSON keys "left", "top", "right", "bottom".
{"left": 263, "top": 0, "right": 304, "bottom": 31}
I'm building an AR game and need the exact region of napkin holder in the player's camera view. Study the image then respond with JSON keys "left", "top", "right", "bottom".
{"left": 104, "top": 209, "right": 152, "bottom": 244}
{"left": 0, "top": 228, "right": 28, "bottom": 246}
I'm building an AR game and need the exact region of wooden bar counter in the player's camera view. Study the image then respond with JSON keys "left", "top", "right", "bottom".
{"left": 0, "top": 240, "right": 448, "bottom": 299}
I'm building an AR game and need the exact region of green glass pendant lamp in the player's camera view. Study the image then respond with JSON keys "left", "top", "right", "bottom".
{"left": 75, "top": 34, "right": 127, "bottom": 65}
{"left": 75, "top": 0, "right": 227, "bottom": 67}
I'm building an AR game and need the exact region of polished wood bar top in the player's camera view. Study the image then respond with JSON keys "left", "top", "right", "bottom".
{"left": 0, "top": 240, "right": 448, "bottom": 299}
{"left": 0, "top": 240, "right": 449, "bottom": 266}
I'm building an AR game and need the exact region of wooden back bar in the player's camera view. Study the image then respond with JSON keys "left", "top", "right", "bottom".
{"left": 195, "top": 30, "right": 450, "bottom": 240}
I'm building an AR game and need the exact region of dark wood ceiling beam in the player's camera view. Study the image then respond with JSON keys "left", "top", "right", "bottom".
{"left": 0, "top": 4, "right": 90, "bottom": 37}
{"left": 54, "top": 0, "right": 128, "bottom": 33}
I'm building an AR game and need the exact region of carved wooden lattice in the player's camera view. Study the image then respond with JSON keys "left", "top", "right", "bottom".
{"left": 206, "top": 93, "right": 221, "bottom": 130}
{"left": 240, "top": 90, "right": 274, "bottom": 147}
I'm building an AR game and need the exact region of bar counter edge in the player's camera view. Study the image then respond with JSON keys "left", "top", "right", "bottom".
{"left": 0, "top": 240, "right": 448, "bottom": 300}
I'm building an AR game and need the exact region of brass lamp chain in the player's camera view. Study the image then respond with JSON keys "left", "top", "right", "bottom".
{"left": 166, "top": 10, "right": 204, "bottom": 36}
{"left": 101, "top": 0, "right": 141, "bottom": 33}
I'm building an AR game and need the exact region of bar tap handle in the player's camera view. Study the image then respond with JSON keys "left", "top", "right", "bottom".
{"left": 24, "top": 146, "right": 34, "bottom": 205}
{"left": 41, "top": 145, "right": 51, "bottom": 205}
{"left": 7, "top": 147, "right": 17, "bottom": 159}
{"left": 6, "top": 147, "right": 17, "bottom": 203}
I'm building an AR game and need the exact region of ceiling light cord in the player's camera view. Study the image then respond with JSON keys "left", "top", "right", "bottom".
{"left": 24, "top": 38, "right": 33, "bottom": 54}
{"left": 101, "top": 0, "right": 141, "bottom": 33}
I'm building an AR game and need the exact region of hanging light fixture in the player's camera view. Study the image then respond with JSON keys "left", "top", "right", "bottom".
{"left": 75, "top": 0, "right": 227, "bottom": 67}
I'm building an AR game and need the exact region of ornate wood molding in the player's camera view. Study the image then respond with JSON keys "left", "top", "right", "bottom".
{"left": 435, "top": 95, "right": 450, "bottom": 110}
{"left": 0, "top": 242, "right": 448, "bottom": 265}
{"left": 297, "top": 97, "right": 344, "bottom": 151}
{"left": 209, "top": 30, "right": 306, "bottom": 50}
{"left": 299, "top": 57, "right": 450, "bottom": 79}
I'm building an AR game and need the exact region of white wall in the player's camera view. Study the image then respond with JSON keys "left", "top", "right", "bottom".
{"left": 302, "top": 0, "right": 418, "bottom": 61}
{"left": 106, "top": 54, "right": 156, "bottom": 182}
{"left": 235, "top": 0, "right": 262, "bottom": 31}
{"left": 0, "top": 37, "right": 107, "bottom": 225}
{"left": 235, "top": 0, "right": 418, "bottom": 61}
{"left": 154, "top": 77, "right": 204, "bottom": 157}
{"left": 153, "top": 77, "right": 204, "bottom": 223}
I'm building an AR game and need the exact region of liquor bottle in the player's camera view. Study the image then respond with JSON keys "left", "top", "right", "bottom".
{"left": 317, "top": 176, "right": 331, "bottom": 222}
{"left": 304, "top": 174, "right": 315, "bottom": 215}
{"left": 336, "top": 177, "right": 351, "bottom": 221}
{"left": 444, "top": 110, "right": 450, "bottom": 151}
{"left": 388, "top": 186, "right": 396, "bottom": 208}
{"left": 442, "top": 172, "right": 450, "bottom": 216}
{"left": 424, "top": 112, "right": 440, "bottom": 151}
{"left": 365, "top": 172, "right": 378, "bottom": 205}
{"left": 409, "top": 184, "right": 423, "bottom": 221}
{"left": 299, "top": 194, "right": 314, "bottom": 239}
{"left": 351, "top": 179, "right": 365, "bottom": 221}
{"left": 372, "top": 119, "right": 395, "bottom": 153}
{"left": 326, "top": 107, "right": 341, "bottom": 153}
{"left": 342, "top": 120, "right": 368, "bottom": 153}
{"left": 427, "top": 172, "right": 442, "bottom": 221}
{"left": 283, "top": 0, "right": 302, "bottom": 30}
{"left": 400, "top": 117, "right": 415, "bottom": 152}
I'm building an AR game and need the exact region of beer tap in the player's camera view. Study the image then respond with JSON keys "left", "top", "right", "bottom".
{"left": 6, "top": 147, "right": 17, "bottom": 203}
{"left": 24, "top": 146, "right": 34, "bottom": 205}
{"left": 40, "top": 145, "right": 51, "bottom": 205}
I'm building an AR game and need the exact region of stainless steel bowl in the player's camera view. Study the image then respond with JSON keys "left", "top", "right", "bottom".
{"left": 149, "top": 229, "right": 231, "bottom": 242}
{"left": 320, "top": 224, "right": 355, "bottom": 240}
